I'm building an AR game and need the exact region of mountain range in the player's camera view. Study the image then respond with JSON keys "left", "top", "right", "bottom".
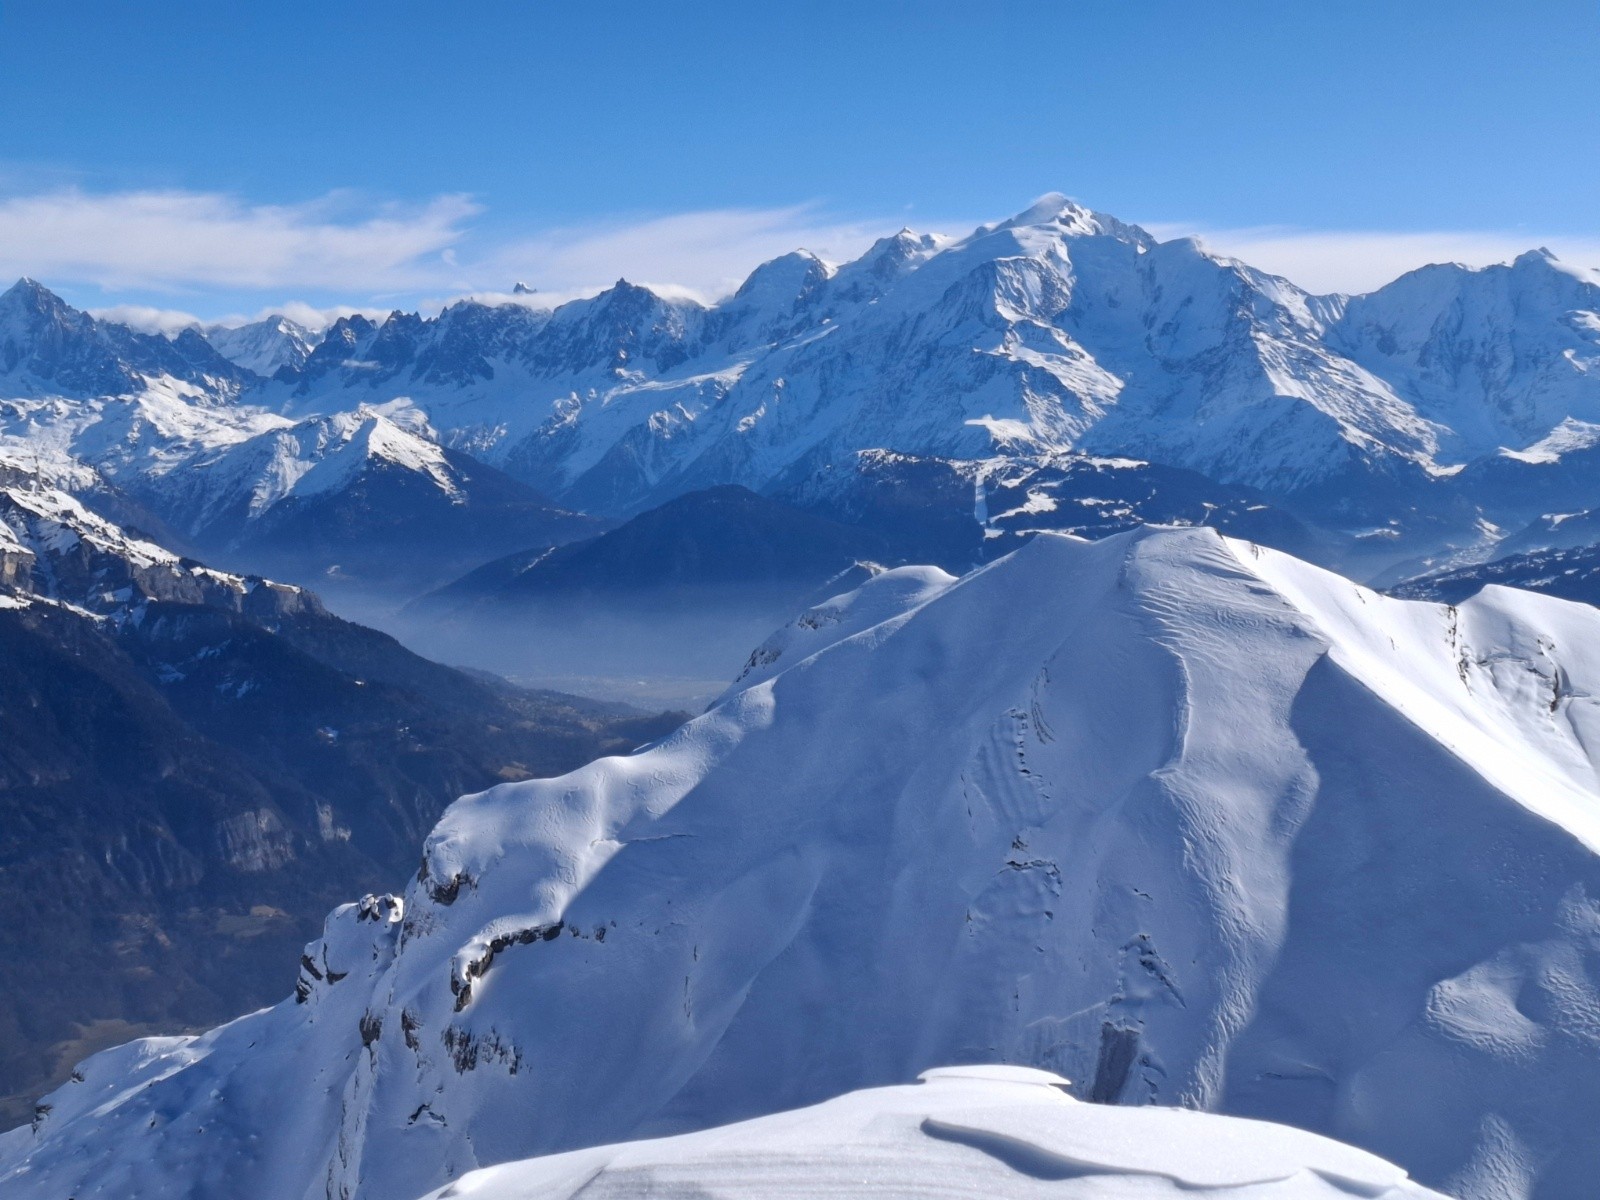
{"left": 5, "top": 194, "right": 1600, "bottom": 618}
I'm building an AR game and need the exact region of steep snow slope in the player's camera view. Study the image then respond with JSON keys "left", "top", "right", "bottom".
{"left": 1332, "top": 252, "right": 1600, "bottom": 454}
{"left": 8, "top": 528, "right": 1600, "bottom": 1200}
{"left": 204, "top": 315, "right": 316, "bottom": 377}
{"left": 427, "top": 1065, "right": 1445, "bottom": 1200}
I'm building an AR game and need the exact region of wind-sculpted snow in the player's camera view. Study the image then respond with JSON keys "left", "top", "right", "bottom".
{"left": 422, "top": 1065, "right": 1445, "bottom": 1200}
{"left": 6, "top": 528, "right": 1600, "bottom": 1200}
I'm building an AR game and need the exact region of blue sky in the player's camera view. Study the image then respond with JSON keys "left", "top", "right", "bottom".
{"left": 1, "top": 0, "right": 1597, "bottom": 325}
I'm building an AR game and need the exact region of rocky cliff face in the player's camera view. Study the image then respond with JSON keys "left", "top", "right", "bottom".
{"left": 0, "top": 278, "right": 248, "bottom": 399}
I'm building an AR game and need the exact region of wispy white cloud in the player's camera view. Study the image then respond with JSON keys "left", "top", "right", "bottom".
{"left": 90, "top": 299, "right": 390, "bottom": 335}
{"left": 20, "top": 183, "right": 1597, "bottom": 320}
{"left": 0, "top": 188, "right": 478, "bottom": 293}
{"left": 1144, "top": 222, "right": 1600, "bottom": 295}
{"left": 89, "top": 303, "right": 204, "bottom": 336}
{"left": 2, "top": 187, "right": 913, "bottom": 320}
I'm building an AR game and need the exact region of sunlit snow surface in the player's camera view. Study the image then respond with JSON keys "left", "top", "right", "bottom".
{"left": 425, "top": 1066, "right": 1444, "bottom": 1200}
{"left": 6, "top": 528, "right": 1600, "bottom": 1200}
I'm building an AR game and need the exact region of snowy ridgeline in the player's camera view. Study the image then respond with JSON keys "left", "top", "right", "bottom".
{"left": 424, "top": 1066, "right": 1445, "bottom": 1200}
{"left": 6, "top": 526, "right": 1600, "bottom": 1200}
{"left": 5, "top": 193, "right": 1600, "bottom": 543}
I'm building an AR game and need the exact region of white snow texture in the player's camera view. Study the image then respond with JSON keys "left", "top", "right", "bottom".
{"left": 424, "top": 1065, "right": 1446, "bottom": 1200}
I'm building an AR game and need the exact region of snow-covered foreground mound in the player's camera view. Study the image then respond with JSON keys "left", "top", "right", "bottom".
{"left": 427, "top": 1065, "right": 1445, "bottom": 1200}
{"left": 6, "top": 527, "right": 1600, "bottom": 1200}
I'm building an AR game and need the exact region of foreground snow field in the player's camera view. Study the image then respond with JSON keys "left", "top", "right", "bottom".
{"left": 423, "top": 1065, "right": 1446, "bottom": 1200}
{"left": 5, "top": 527, "right": 1600, "bottom": 1199}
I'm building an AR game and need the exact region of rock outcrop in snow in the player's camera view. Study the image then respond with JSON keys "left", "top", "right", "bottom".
{"left": 7, "top": 527, "right": 1600, "bottom": 1200}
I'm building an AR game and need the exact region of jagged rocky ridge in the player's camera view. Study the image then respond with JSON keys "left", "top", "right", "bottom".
{"left": 7, "top": 527, "right": 1600, "bottom": 1199}
{"left": 0, "top": 469, "right": 680, "bottom": 1125}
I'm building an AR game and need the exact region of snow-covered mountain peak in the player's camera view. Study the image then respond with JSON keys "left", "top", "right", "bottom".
{"left": 1330, "top": 243, "right": 1600, "bottom": 452}
{"left": 728, "top": 249, "right": 833, "bottom": 306}
{"left": 993, "top": 192, "right": 1157, "bottom": 249}
{"left": 1509, "top": 243, "right": 1600, "bottom": 287}
{"left": 1, "top": 278, "right": 250, "bottom": 403}
{"left": 0, "top": 276, "right": 65, "bottom": 320}
{"left": 0, "top": 277, "right": 87, "bottom": 352}
{"left": 203, "top": 314, "right": 315, "bottom": 377}
{"left": 827, "top": 227, "right": 947, "bottom": 301}
{"left": 9, "top": 527, "right": 1600, "bottom": 1199}
{"left": 1501, "top": 245, "right": 1600, "bottom": 285}
{"left": 300, "top": 407, "right": 458, "bottom": 498}
{"left": 194, "top": 405, "right": 460, "bottom": 521}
